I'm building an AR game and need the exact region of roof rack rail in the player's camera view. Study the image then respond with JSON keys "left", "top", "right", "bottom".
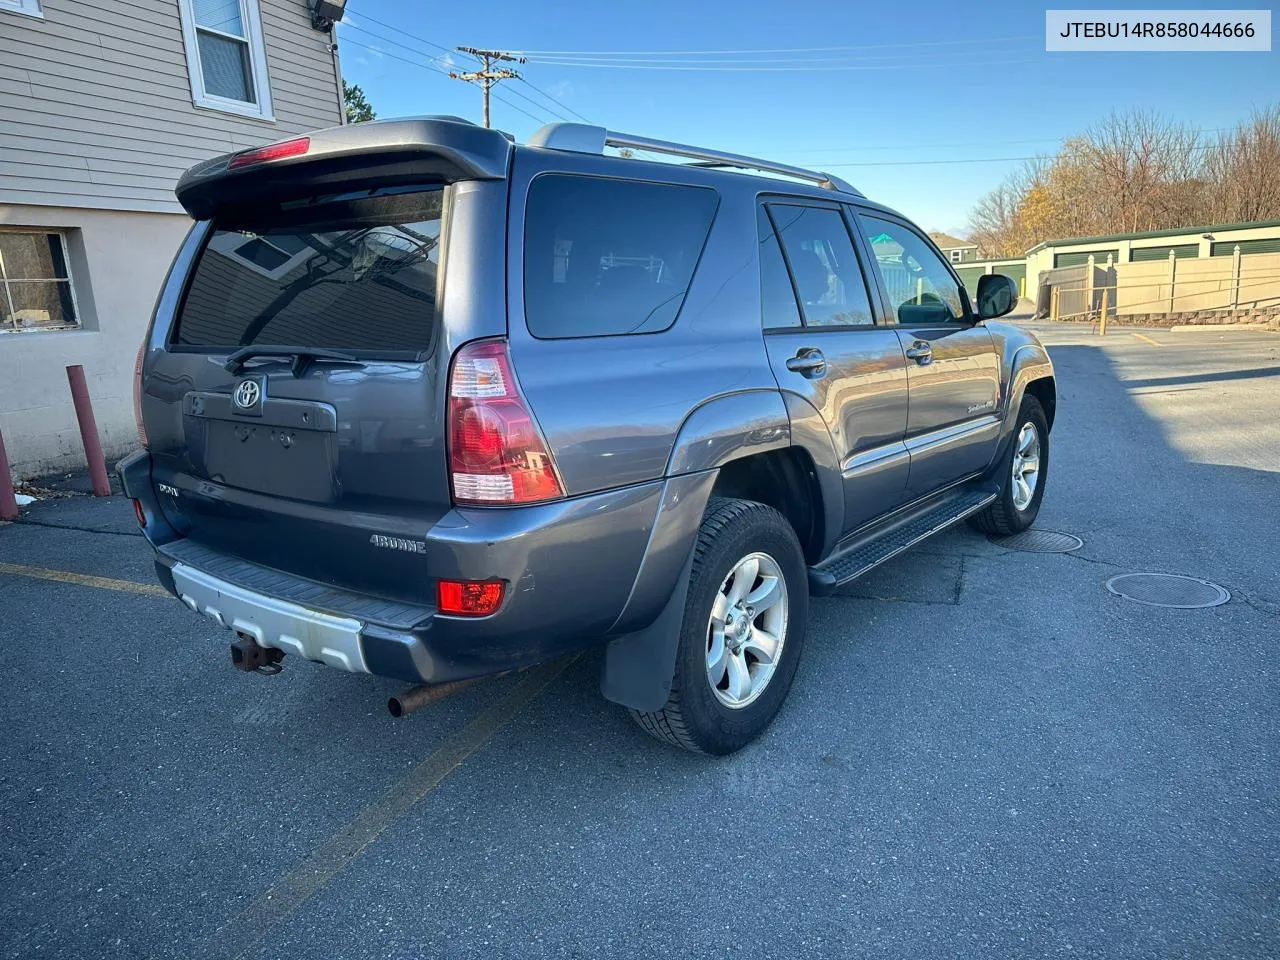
{"left": 527, "top": 123, "right": 862, "bottom": 197}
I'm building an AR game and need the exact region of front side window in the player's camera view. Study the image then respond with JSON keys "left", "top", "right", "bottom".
{"left": 175, "top": 189, "right": 443, "bottom": 353}
{"left": 179, "top": 0, "right": 273, "bottom": 118}
{"left": 768, "top": 204, "right": 873, "bottom": 327}
{"left": 523, "top": 175, "right": 718, "bottom": 339}
{"left": 0, "top": 231, "right": 78, "bottom": 333}
{"left": 861, "top": 216, "right": 966, "bottom": 322}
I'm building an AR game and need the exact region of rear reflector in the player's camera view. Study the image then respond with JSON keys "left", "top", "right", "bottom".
{"left": 131, "top": 499, "right": 146, "bottom": 527}
{"left": 447, "top": 340, "right": 564, "bottom": 505}
{"left": 228, "top": 137, "right": 310, "bottom": 169}
{"left": 437, "top": 579, "right": 505, "bottom": 616}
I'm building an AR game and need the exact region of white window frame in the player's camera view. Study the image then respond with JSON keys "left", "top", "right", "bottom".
{"left": 949, "top": 248, "right": 964, "bottom": 264}
{"left": 0, "top": 229, "right": 82, "bottom": 334}
{"left": 0, "top": 0, "right": 44, "bottom": 18}
{"left": 177, "top": 0, "right": 275, "bottom": 121}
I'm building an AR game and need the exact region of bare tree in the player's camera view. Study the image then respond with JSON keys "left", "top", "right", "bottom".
{"left": 965, "top": 107, "right": 1272, "bottom": 256}
{"left": 1203, "top": 106, "right": 1280, "bottom": 223}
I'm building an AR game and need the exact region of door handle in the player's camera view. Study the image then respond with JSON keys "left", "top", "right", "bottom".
{"left": 904, "top": 341, "right": 933, "bottom": 365}
{"left": 786, "top": 348, "right": 827, "bottom": 378}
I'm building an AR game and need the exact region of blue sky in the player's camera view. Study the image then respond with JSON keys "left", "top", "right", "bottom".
{"left": 337, "top": 2, "right": 1278, "bottom": 234}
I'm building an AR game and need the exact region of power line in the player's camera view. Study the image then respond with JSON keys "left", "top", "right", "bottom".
{"left": 342, "top": 21, "right": 455, "bottom": 70}
{"left": 338, "top": 38, "right": 551, "bottom": 126}
{"left": 517, "top": 77, "right": 591, "bottom": 124}
{"left": 512, "top": 36, "right": 1040, "bottom": 56}
{"left": 450, "top": 47, "right": 526, "bottom": 129}
{"left": 511, "top": 57, "right": 1048, "bottom": 73}
{"left": 802, "top": 139, "right": 1229, "bottom": 168}
{"left": 339, "top": 19, "right": 594, "bottom": 132}
{"left": 345, "top": 11, "right": 455, "bottom": 55}
{"left": 519, "top": 48, "right": 1026, "bottom": 66}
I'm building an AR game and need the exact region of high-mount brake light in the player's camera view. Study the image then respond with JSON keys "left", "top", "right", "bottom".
{"left": 447, "top": 340, "right": 564, "bottom": 505}
{"left": 133, "top": 340, "right": 148, "bottom": 448}
{"left": 228, "top": 137, "right": 311, "bottom": 169}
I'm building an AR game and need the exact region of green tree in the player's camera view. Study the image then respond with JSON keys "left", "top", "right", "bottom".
{"left": 344, "top": 81, "right": 376, "bottom": 124}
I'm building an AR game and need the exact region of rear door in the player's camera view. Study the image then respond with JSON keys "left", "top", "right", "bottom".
{"left": 758, "top": 200, "right": 911, "bottom": 536}
{"left": 855, "top": 212, "right": 1001, "bottom": 499}
{"left": 144, "top": 185, "right": 469, "bottom": 602}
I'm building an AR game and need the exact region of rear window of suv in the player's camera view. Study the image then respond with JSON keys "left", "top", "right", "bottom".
{"left": 174, "top": 188, "right": 443, "bottom": 354}
{"left": 523, "top": 174, "right": 718, "bottom": 338}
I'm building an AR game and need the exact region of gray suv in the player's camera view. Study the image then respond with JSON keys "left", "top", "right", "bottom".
{"left": 121, "top": 117, "right": 1055, "bottom": 754}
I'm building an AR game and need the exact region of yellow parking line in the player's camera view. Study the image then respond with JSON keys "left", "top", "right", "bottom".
{"left": 195, "top": 657, "right": 573, "bottom": 960}
{"left": 1132, "top": 333, "right": 1161, "bottom": 347}
{"left": 0, "top": 562, "right": 169, "bottom": 597}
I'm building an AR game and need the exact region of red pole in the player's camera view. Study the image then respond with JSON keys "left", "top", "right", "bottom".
{"left": 0, "top": 427, "right": 18, "bottom": 521}
{"left": 65, "top": 365, "right": 111, "bottom": 497}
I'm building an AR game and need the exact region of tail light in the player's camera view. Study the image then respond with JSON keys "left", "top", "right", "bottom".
{"left": 228, "top": 137, "right": 310, "bottom": 169}
{"left": 437, "top": 579, "right": 505, "bottom": 616}
{"left": 447, "top": 339, "right": 564, "bottom": 505}
{"left": 133, "top": 341, "right": 148, "bottom": 448}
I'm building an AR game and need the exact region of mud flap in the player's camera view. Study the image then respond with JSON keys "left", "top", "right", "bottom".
{"left": 600, "top": 544, "right": 695, "bottom": 712}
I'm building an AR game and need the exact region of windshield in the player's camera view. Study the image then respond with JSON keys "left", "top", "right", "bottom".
{"left": 173, "top": 188, "right": 444, "bottom": 354}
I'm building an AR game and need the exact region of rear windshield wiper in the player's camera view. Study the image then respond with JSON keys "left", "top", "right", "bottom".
{"left": 223, "top": 345, "right": 358, "bottom": 377}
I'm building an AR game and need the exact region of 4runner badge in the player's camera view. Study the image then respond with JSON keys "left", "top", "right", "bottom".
{"left": 370, "top": 534, "right": 427, "bottom": 554}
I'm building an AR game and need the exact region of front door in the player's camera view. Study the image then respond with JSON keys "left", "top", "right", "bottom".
{"left": 758, "top": 202, "right": 910, "bottom": 536}
{"left": 856, "top": 214, "right": 1001, "bottom": 499}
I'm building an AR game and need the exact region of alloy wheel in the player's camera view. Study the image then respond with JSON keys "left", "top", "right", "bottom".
{"left": 705, "top": 551, "right": 789, "bottom": 709}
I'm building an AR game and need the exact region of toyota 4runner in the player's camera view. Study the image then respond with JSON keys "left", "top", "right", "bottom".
{"left": 121, "top": 117, "right": 1055, "bottom": 754}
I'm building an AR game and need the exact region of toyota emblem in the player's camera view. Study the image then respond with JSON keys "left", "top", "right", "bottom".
{"left": 233, "top": 380, "right": 261, "bottom": 409}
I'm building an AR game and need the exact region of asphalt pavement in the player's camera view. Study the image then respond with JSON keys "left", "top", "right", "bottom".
{"left": 1, "top": 325, "right": 1277, "bottom": 960}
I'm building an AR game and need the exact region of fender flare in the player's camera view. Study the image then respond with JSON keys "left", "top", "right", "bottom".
{"left": 1002, "top": 343, "right": 1055, "bottom": 435}
{"left": 987, "top": 343, "right": 1055, "bottom": 474}
{"left": 601, "top": 391, "right": 844, "bottom": 711}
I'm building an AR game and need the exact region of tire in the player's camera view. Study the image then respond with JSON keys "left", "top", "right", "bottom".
{"left": 969, "top": 394, "right": 1049, "bottom": 536}
{"left": 630, "top": 497, "right": 808, "bottom": 755}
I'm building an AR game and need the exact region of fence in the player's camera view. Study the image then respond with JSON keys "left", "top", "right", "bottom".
{"left": 1035, "top": 249, "right": 1280, "bottom": 321}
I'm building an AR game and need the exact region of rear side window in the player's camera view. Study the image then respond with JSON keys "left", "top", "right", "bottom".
{"left": 523, "top": 174, "right": 718, "bottom": 338}
{"left": 174, "top": 189, "right": 443, "bottom": 353}
{"left": 758, "top": 206, "right": 802, "bottom": 329}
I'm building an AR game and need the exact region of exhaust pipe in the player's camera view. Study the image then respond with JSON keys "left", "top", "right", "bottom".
{"left": 230, "top": 633, "right": 284, "bottom": 674}
{"left": 388, "top": 676, "right": 484, "bottom": 717}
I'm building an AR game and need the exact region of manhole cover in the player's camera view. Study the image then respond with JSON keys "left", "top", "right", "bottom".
{"left": 989, "top": 530, "right": 1083, "bottom": 553}
{"left": 1105, "top": 573, "right": 1230, "bottom": 609}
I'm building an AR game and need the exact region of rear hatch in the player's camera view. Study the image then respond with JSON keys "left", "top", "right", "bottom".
{"left": 143, "top": 121, "right": 511, "bottom": 603}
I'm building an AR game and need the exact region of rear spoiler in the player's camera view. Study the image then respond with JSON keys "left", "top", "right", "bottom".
{"left": 175, "top": 116, "right": 513, "bottom": 220}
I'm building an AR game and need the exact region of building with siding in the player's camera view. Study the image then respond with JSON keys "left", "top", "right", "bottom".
{"left": 1021, "top": 220, "right": 1280, "bottom": 287}
{"left": 953, "top": 220, "right": 1280, "bottom": 303}
{"left": 927, "top": 232, "right": 979, "bottom": 265}
{"left": 0, "top": 0, "right": 344, "bottom": 478}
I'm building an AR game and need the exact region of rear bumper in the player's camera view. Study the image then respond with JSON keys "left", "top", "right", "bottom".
{"left": 130, "top": 466, "right": 691, "bottom": 685}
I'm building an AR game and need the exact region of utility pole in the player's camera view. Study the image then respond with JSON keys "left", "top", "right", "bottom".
{"left": 450, "top": 47, "right": 526, "bottom": 128}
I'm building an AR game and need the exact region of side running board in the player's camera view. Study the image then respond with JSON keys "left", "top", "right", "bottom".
{"left": 809, "top": 484, "right": 997, "bottom": 593}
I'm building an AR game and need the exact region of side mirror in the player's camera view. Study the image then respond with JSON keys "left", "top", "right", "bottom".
{"left": 975, "top": 273, "right": 1019, "bottom": 319}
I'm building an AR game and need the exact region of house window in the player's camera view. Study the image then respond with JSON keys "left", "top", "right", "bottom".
{"left": 178, "top": 0, "right": 274, "bottom": 120}
{"left": 949, "top": 249, "right": 964, "bottom": 264}
{"left": 0, "top": 0, "right": 43, "bottom": 18}
{"left": 0, "top": 231, "right": 79, "bottom": 333}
